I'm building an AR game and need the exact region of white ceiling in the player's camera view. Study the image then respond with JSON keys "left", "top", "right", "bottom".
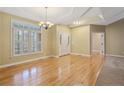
{"left": 0, "top": 7, "right": 124, "bottom": 27}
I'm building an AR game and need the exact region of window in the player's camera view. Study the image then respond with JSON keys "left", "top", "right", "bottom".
{"left": 30, "top": 32, "right": 41, "bottom": 52}
{"left": 12, "top": 20, "right": 42, "bottom": 56}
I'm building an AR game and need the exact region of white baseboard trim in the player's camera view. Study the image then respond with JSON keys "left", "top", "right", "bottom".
{"left": 70, "top": 52, "right": 91, "bottom": 57}
{"left": 0, "top": 55, "right": 52, "bottom": 68}
{"left": 51, "top": 55, "right": 59, "bottom": 58}
{"left": 106, "top": 54, "right": 124, "bottom": 58}
{"left": 0, "top": 53, "right": 93, "bottom": 68}
{"left": 92, "top": 50, "right": 100, "bottom": 53}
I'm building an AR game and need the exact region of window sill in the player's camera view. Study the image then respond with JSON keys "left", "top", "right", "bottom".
{"left": 12, "top": 51, "right": 43, "bottom": 57}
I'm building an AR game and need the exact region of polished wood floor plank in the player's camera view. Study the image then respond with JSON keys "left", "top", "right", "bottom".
{"left": 0, "top": 54, "right": 104, "bottom": 86}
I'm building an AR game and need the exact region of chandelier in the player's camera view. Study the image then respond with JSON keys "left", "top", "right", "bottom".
{"left": 39, "top": 7, "right": 54, "bottom": 30}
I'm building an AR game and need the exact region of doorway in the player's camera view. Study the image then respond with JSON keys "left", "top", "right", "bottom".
{"left": 91, "top": 32, "right": 105, "bottom": 55}
{"left": 59, "top": 31, "right": 70, "bottom": 56}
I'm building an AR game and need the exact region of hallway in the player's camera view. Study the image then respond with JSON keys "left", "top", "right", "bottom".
{"left": 96, "top": 56, "right": 124, "bottom": 85}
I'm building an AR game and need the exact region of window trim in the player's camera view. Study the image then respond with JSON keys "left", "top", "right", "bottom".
{"left": 11, "top": 19, "right": 43, "bottom": 57}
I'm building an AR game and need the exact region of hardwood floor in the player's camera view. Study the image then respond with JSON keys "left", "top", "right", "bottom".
{"left": 0, "top": 54, "right": 105, "bottom": 86}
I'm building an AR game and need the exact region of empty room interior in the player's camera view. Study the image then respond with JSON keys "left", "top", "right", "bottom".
{"left": 0, "top": 7, "right": 124, "bottom": 86}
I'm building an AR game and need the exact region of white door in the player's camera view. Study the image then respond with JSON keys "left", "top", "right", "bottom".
{"left": 92, "top": 32, "right": 105, "bottom": 55}
{"left": 59, "top": 32, "right": 70, "bottom": 56}
{"left": 100, "top": 33, "right": 105, "bottom": 55}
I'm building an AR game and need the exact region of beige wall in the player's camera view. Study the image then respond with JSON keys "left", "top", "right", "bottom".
{"left": 0, "top": 12, "right": 52, "bottom": 65}
{"left": 44, "top": 28, "right": 53, "bottom": 56}
{"left": 0, "top": 13, "right": 2, "bottom": 65}
{"left": 50, "top": 26, "right": 58, "bottom": 56}
{"left": 90, "top": 25, "right": 105, "bottom": 33}
{"left": 106, "top": 19, "right": 124, "bottom": 56}
{"left": 71, "top": 25, "right": 90, "bottom": 55}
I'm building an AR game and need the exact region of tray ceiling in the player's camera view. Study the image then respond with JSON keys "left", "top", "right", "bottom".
{"left": 0, "top": 7, "right": 124, "bottom": 27}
